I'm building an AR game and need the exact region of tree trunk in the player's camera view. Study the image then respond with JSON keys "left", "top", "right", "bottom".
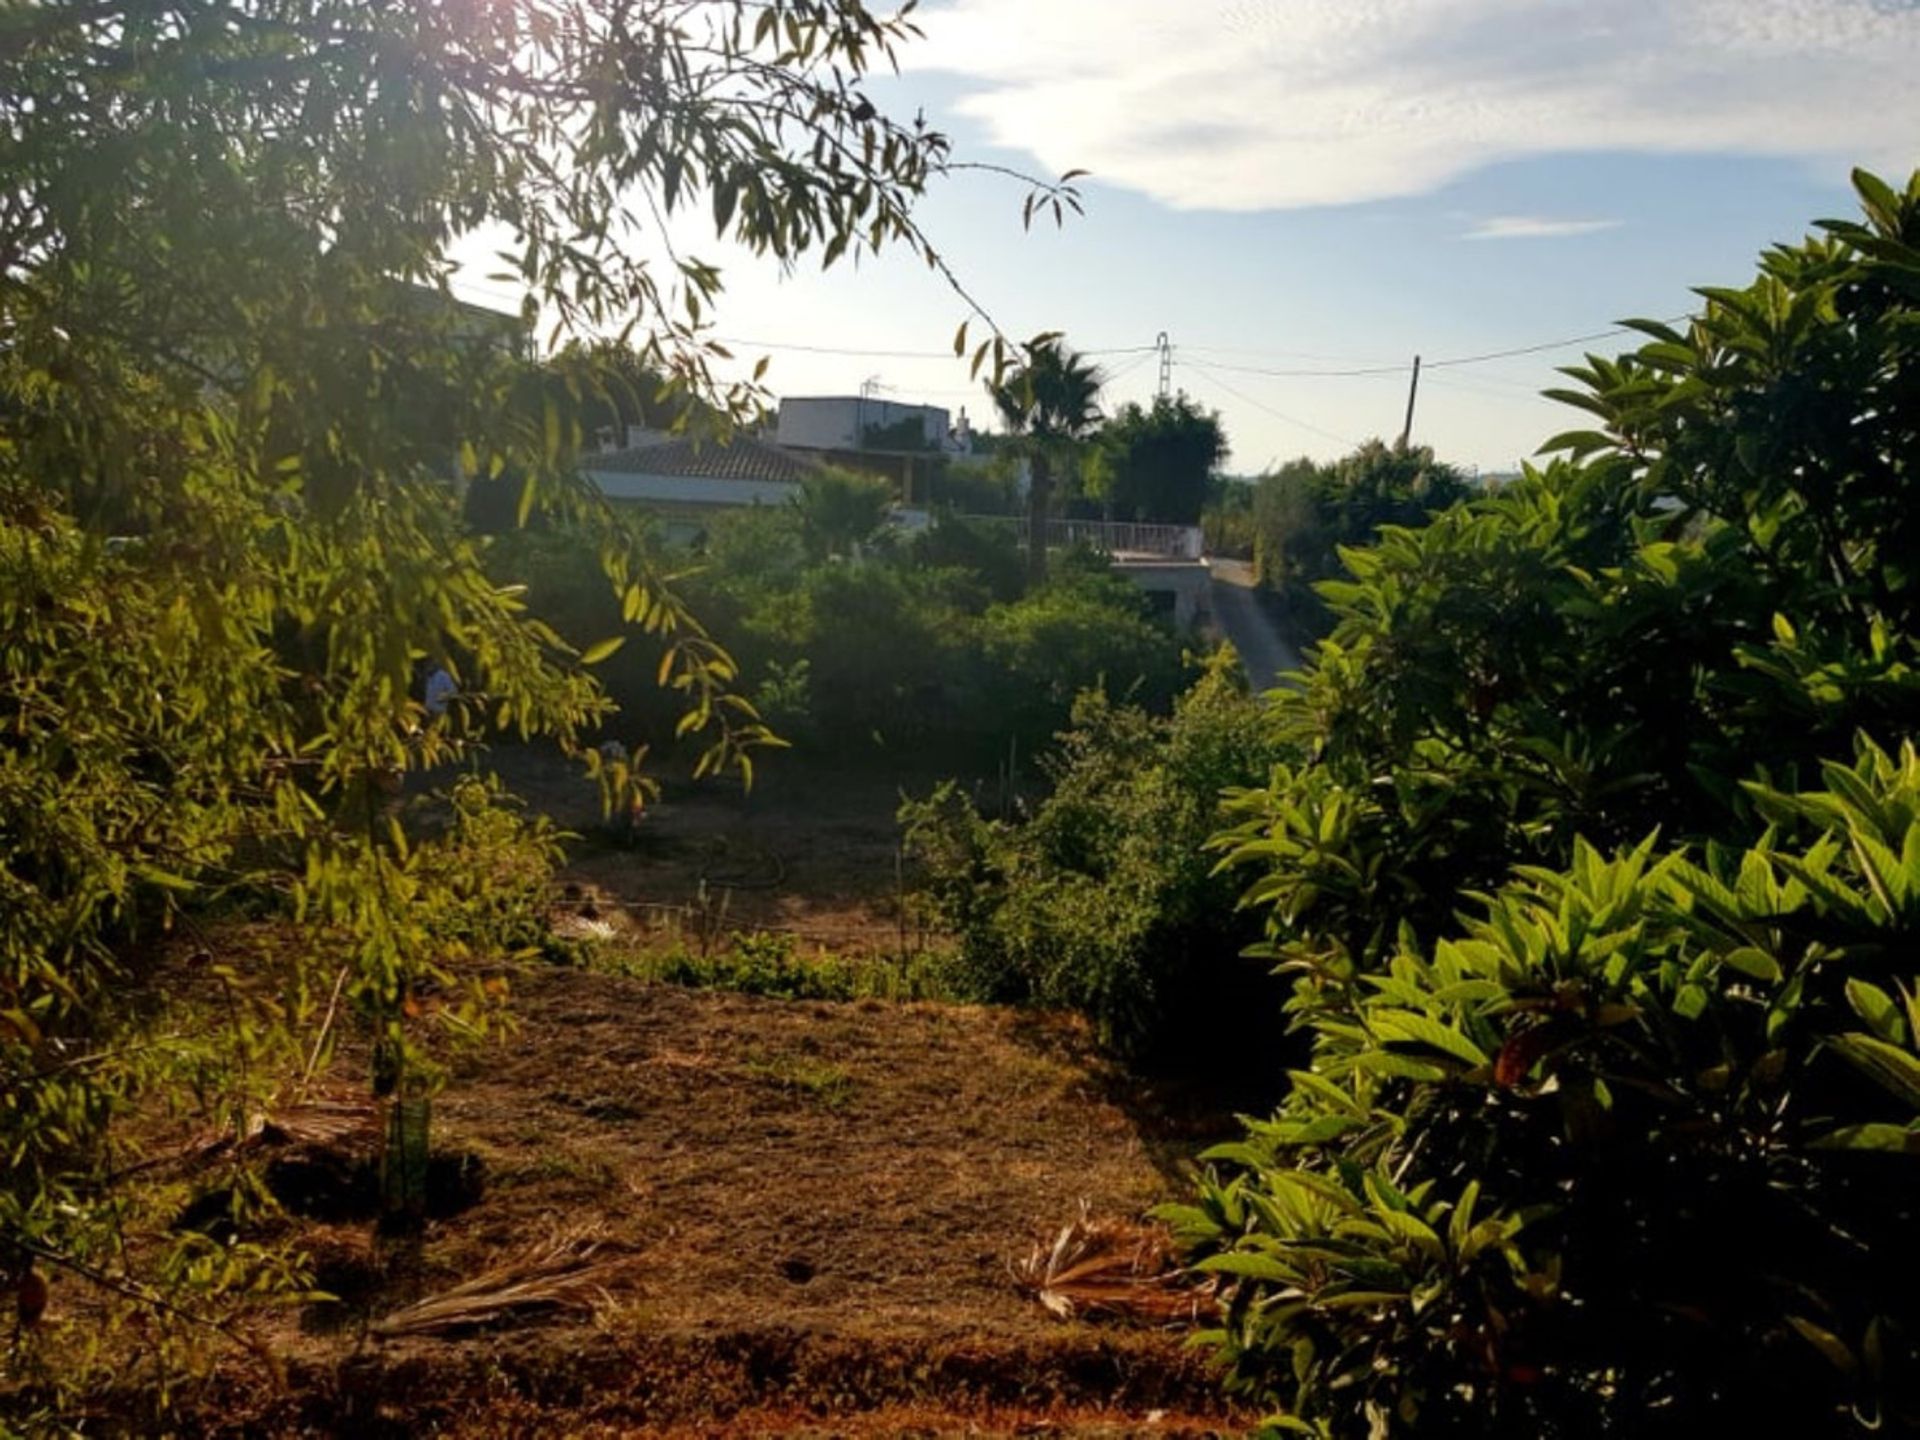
{"left": 1026, "top": 454, "right": 1053, "bottom": 587}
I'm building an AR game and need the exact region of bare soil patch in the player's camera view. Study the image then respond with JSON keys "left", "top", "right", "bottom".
{"left": 65, "top": 964, "right": 1241, "bottom": 1436}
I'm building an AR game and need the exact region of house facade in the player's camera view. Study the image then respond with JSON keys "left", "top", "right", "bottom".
{"left": 775, "top": 396, "right": 955, "bottom": 453}
{"left": 580, "top": 433, "right": 821, "bottom": 543}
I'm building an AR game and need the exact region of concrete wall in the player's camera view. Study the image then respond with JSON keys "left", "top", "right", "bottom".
{"left": 777, "top": 397, "right": 949, "bottom": 451}
{"left": 1113, "top": 558, "right": 1212, "bottom": 629}
{"left": 582, "top": 469, "right": 802, "bottom": 510}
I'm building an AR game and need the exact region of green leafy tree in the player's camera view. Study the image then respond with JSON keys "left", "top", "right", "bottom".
{"left": 795, "top": 466, "right": 896, "bottom": 560}
{"left": 1251, "top": 440, "right": 1469, "bottom": 638}
{"left": 1087, "top": 393, "right": 1227, "bottom": 525}
{"left": 989, "top": 339, "right": 1105, "bottom": 584}
{"left": 0, "top": 0, "right": 1078, "bottom": 1397}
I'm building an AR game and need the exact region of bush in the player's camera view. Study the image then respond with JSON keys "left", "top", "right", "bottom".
{"left": 978, "top": 569, "right": 1186, "bottom": 745}
{"left": 911, "top": 511, "right": 1027, "bottom": 605}
{"left": 904, "top": 656, "right": 1291, "bottom": 1058}
{"left": 1176, "top": 168, "right": 1920, "bottom": 1437}
{"left": 1250, "top": 442, "right": 1470, "bottom": 639}
{"left": 1165, "top": 741, "right": 1920, "bottom": 1437}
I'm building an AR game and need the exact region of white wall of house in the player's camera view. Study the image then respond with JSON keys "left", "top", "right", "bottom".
{"left": 776, "top": 397, "right": 949, "bottom": 451}
{"left": 582, "top": 470, "right": 802, "bottom": 509}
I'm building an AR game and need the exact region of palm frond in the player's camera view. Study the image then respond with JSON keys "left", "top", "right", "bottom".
{"left": 1012, "top": 1201, "right": 1213, "bottom": 1325}
{"left": 370, "top": 1227, "right": 627, "bottom": 1338}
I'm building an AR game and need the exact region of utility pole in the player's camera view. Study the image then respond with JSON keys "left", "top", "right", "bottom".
{"left": 1397, "top": 354, "right": 1422, "bottom": 450}
{"left": 1156, "top": 332, "right": 1172, "bottom": 401}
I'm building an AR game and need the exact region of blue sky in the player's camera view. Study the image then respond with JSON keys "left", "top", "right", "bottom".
{"left": 475, "top": 0, "right": 1920, "bottom": 474}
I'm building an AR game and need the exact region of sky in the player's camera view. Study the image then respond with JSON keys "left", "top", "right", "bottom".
{"left": 469, "top": 0, "right": 1920, "bottom": 475}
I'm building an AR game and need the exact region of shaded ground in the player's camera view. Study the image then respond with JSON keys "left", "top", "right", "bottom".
{"left": 484, "top": 747, "right": 994, "bottom": 955}
{"left": 59, "top": 964, "right": 1243, "bottom": 1437}
{"left": 1208, "top": 559, "right": 1301, "bottom": 692}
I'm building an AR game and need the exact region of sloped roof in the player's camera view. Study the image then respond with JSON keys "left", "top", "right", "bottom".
{"left": 587, "top": 436, "right": 821, "bottom": 485}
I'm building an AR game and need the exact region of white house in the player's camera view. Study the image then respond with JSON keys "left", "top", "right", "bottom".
{"left": 581, "top": 433, "right": 821, "bottom": 542}
{"left": 775, "top": 396, "right": 958, "bottom": 454}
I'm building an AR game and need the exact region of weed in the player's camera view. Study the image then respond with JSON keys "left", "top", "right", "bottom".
{"left": 742, "top": 1054, "right": 855, "bottom": 1111}
{"left": 503, "top": 1149, "right": 620, "bottom": 1191}
{"left": 595, "top": 929, "right": 972, "bottom": 1005}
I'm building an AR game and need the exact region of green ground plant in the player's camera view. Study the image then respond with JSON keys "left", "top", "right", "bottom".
{"left": 596, "top": 929, "right": 964, "bottom": 1005}
{"left": 904, "top": 654, "right": 1290, "bottom": 1060}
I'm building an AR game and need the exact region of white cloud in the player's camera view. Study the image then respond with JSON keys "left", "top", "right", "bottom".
{"left": 1463, "top": 216, "right": 1623, "bottom": 240}
{"left": 910, "top": 0, "right": 1920, "bottom": 211}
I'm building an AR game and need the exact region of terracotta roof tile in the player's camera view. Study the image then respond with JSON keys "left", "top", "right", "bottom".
{"left": 587, "top": 436, "right": 820, "bottom": 485}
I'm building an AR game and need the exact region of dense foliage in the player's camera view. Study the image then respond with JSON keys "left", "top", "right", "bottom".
{"left": 0, "top": 0, "right": 1075, "bottom": 1412}
{"left": 1245, "top": 441, "right": 1470, "bottom": 639}
{"left": 495, "top": 505, "right": 1190, "bottom": 767}
{"left": 1171, "top": 169, "right": 1920, "bottom": 1436}
{"left": 904, "top": 656, "right": 1289, "bottom": 1058}
{"left": 1087, "top": 393, "right": 1228, "bottom": 525}
{"left": 1168, "top": 750, "right": 1920, "bottom": 1436}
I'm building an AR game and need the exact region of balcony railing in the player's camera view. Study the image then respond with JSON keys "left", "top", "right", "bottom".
{"left": 962, "top": 516, "right": 1205, "bottom": 560}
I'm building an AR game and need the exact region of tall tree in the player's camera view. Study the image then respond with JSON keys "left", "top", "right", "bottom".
{"left": 989, "top": 339, "right": 1104, "bottom": 584}
{"left": 1088, "top": 394, "right": 1227, "bottom": 525}
{"left": 0, "top": 0, "right": 1076, "bottom": 1362}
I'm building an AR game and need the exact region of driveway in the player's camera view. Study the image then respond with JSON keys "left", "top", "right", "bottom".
{"left": 1208, "top": 558, "right": 1303, "bottom": 693}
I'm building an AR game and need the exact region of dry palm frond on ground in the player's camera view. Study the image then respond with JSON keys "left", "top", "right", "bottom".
{"left": 1012, "top": 1203, "right": 1213, "bottom": 1325}
{"left": 179, "top": 1090, "right": 380, "bottom": 1164}
{"left": 371, "top": 1227, "right": 627, "bottom": 1338}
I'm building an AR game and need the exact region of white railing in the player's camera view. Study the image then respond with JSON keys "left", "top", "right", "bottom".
{"left": 963, "top": 516, "right": 1205, "bottom": 560}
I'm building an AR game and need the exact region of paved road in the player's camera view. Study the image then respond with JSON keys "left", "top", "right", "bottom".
{"left": 1208, "top": 558, "right": 1302, "bottom": 693}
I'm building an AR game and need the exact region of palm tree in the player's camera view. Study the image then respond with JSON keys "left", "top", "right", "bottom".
{"left": 989, "top": 339, "right": 1104, "bottom": 585}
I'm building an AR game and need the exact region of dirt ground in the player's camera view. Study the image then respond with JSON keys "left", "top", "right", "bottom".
{"left": 47, "top": 963, "right": 1244, "bottom": 1438}
{"left": 481, "top": 744, "right": 1008, "bottom": 953}
{"left": 11, "top": 749, "right": 1255, "bottom": 1436}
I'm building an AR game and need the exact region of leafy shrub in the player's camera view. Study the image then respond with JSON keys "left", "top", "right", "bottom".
{"left": 978, "top": 569, "right": 1186, "bottom": 745}
{"left": 1178, "top": 169, "right": 1920, "bottom": 1437}
{"left": 603, "top": 929, "right": 960, "bottom": 1003}
{"left": 904, "top": 656, "right": 1291, "bottom": 1058}
{"left": 911, "top": 511, "right": 1027, "bottom": 604}
{"left": 1165, "top": 741, "right": 1920, "bottom": 1437}
{"left": 1250, "top": 441, "right": 1470, "bottom": 639}
{"left": 1221, "top": 172, "right": 1920, "bottom": 985}
{"left": 408, "top": 775, "right": 568, "bottom": 960}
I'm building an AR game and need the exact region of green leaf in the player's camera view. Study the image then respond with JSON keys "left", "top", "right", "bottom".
{"left": 1828, "top": 1032, "right": 1920, "bottom": 1109}
{"left": 579, "top": 636, "right": 627, "bottom": 665}
{"left": 1846, "top": 979, "right": 1907, "bottom": 1044}
{"left": 1368, "top": 1009, "right": 1490, "bottom": 1067}
{"left": 1809, "top": 1123, "right": 1920, "bottom": 1154}
{"left": 1193, "top": 1251, "right": 1299, "bottom": 1283}
{"left": 1721, "top": 947, "right": 1783, "bottom": 984}
{"left": 1787, "top": 1315, "right": 1858, "bottom": 1374}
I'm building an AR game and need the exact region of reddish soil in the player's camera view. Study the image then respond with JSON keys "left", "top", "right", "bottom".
{"left": 12, "top": 753, "right": 1251, "bottom": 1435}
{"left": 46, "top": 964, "right": 1244, "bottom": 1437}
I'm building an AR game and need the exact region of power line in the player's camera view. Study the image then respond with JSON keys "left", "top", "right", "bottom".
{"left": 709, "top": 336, "right": 1161, "bottom": 361}
{"left": 1178, "top": 341, "right": 1405, "bottom": 365}
{"left": 1182, "top": 362, "right": 1360, "bottom": 451}
{"left": 1185, "top": 317, "right": 1688, "bottom": 381}
{"left": 1101, "top": 351, "right": 1157, "bottom": 388}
